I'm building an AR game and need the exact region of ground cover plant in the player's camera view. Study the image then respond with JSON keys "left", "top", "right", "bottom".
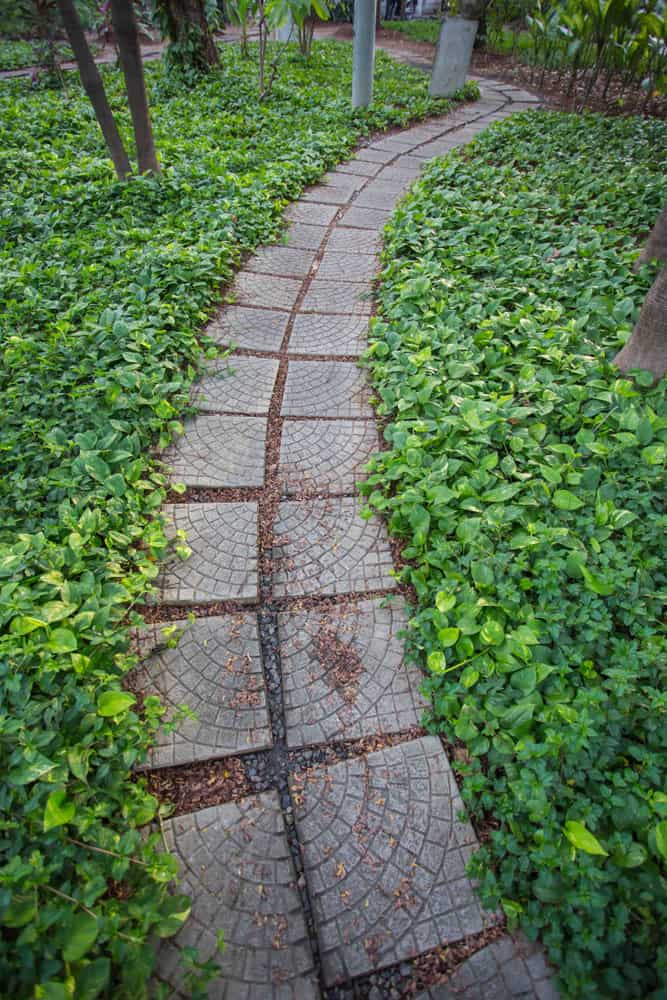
{"left": 0, "top": 42, "right": 477, "bottom": 997}
{"left": 381, "top": 17, "right": 441, "bottom": 44}
{"left": 364, "top": 111, "right": 667, "bottom": 997}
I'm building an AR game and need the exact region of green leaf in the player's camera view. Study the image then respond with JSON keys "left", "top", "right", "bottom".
{"left": 44, "top": 789, "right": 76, "bottom": 832}
{"left": 63, "top": 912, "right": 98, "bottom": 961}
{"left": 435, "top": 591, "right": 456, "bottom": 613}
{"left": 47, "top": 628, "right": 77, "bottom": 653}
{"left": 438, "top": 627, "right": 460, "bottom": 648}
{"left": 97, "top": 691, "right": 136, "bottom": 717}
{"left": 471, "top": 562, "right": 494, "bottom": 587}
{"left": 427, "top": 651, "right": 446, "bottom": 674}
{"left": 552, "top": 490, "right": 584, "bottom": 511}
{"left": 563, "top": 821, "right": 608, "bottom": 856}
{"left": 154, "top": 895, "right": 192, "bottom": 938}
{"left": 480, "top": 619, "right": 504, "bottom": 645}
{"left": 74, "top": 958, "right": 110, "bottom": 1000}
{"left": 655, "top": 821, "right": 667, "bottom": 861}
{"left": 580, "top": 565, "right": 615, "bottom": 596}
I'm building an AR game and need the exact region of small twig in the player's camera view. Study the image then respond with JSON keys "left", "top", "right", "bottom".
{"left": 67, "top": 837, "right": 149, "bottom": 867}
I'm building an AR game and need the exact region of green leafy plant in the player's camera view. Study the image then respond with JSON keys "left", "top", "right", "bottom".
{"left": 364, "top": 110, "right": 667, "bottom": 998}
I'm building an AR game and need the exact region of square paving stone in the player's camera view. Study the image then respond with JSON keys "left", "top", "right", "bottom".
{"left": 233, "top": 271, "right": 302, "bottom": 311}
{"left": 336, "top": 159, "right": 382, "bottom": 177}
{"left": 207, "top": 306, "right": 288, "bottom": 352}
{"left": 302, "top": 184, "right": 355, "bottom": 206}
{"left": 315, "top": 252, "right": 378, "bottom": 283}
{"left": 367, "top": 136, "right": 418, "bottom": 153}
{"left": 355, "top": 147, "right": 395, "bottom": 164}
{"left": 289, "top": 314, "right": 369, "bottom": 357}
{"left": 279, "top": 419, "right": 379, "bottom": 494}
{"left": 272, "top": 497, "right": 396, "bottom": 598}
{"left": 132, "top": 614, "right": 272, "bottom": 767}
{"left": 161, "top": 415, "right": 266, "bottom": 488}
{"left": 291, "top": 736, "right": 488, "bottom": 985}
{"left": 286, "top": 202, "right": 339, "bottom": 226}
{"left": 155, "top": 503, "right": 258, "bottom": 605}
{"left": 278, "top": 597, "right": 428, "bottom": 746}
{"left": 327, "top": 228, "right": 381, "bottom": 255}
{"left": 193, "top": 356, "right": 279, "bottom": 414}
{"left": 355, "top": 182, "right": 408, "bottom": 210}
{"left": 285, "top": 222, "right": 328, "bottom": 249}
{"left": 301, "top": 279, "right": 371, "bottom": 316}
{"left": 156, "top": 793, "right": 320, "bottom": 999}
{"left": 339, "top": 206, "right": 392, "bottom": 231}
{"left": 416, "top": 935, "right": 560, "bottom": 1000}
{"left": 322, "top": 171, "right": 366, "bottom": 191}
{"left": 246, "top": 246, "right": 316, "bottom": 279}
{"left": 281, "top": 361, "right": 372, "bottom": 418}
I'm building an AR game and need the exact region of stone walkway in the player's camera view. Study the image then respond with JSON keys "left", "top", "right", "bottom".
{"left": 137, "top": 78, "right": 560, "bottom": 998}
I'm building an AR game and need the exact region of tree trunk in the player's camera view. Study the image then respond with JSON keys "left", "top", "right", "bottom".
{"left": 614, "top": 201, "right": 667, "bottom": 381}
{"left": 56, "top": 0, "right": 132, "bottom": 180}
{"left": 109, "top": 0, "right": 160, "bottom": 175}
{"left": 376, "top": 0, "right": 382, "bottom": 32}
{"left": 158, "top": 0, "right": 220, "bottom": 69}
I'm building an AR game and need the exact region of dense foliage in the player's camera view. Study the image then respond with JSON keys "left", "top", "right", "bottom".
{"left": 0, "top": 43, "right": 473, "bottom": 997}
{"left": 364, "top": 112, "right": 667, "bottom": 997}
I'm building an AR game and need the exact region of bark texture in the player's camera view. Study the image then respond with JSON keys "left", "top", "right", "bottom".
{"left": 158, "top": 0, "right": 220, "bottom": 68}
{"left": 635, "top": 202, "right": 667, "bottom": 269}
{"left": 57, "top": 0, "right": 132, "bottom": 180}
{"left": 110, "top": 0, "right": 160, "bottom": 175}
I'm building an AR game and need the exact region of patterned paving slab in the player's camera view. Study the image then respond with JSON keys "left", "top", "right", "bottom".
{"left": 157, "top": 794, "right": 321, "bottom": 999}
{"left": 161, "top": 415, "right": 266, "bottom": 488}
{"left": 302, "top": 183, "right": 356, "bottom": 205}
{"left": 415, "top": 936, "right": 559, "bottom": 1000}
{"left": 322, "top": 170, "right": 366, "bottom": 190}
{"left": 155, "top": 503, "right": 258, "bottom": 604}
{"left": 281, "top": 361, "right": 372, "bottom": 418}
{"left": 336, "top": 159, "right": 382, "bottom": 177}
{"left": 278, "top": 597, "right": 428, "bottom": 746}
{"left": 285, "top": 222, "right": 328, "bottom": 249}
{"left": 301, "top": 278, "right": 371, "bottom": 316}
{"left": 376, "top": 165, "right": 421, "bottom": 184}
{"left": 246, "top": 246, "right": 316, "bottom": 279}
{"left": 207, "top": 306, "right": 288, "bottom": 352}
{"left": 355, "top": 147, "right": 395, "bottom": 164}
{"left": 279, "top": 418, "right": 379, "bottom": 494}
{"left": 272, "top": 497, "right": 396, "bottom": 597}
{"left": 289, "top": 313, "right": 369, "bottom": 357}
{"left": 355, "top": 182, "right": 408, "bottom": 210}
{"left": 327, "top": 228, "right": 381, "bottom": 255}
{"left": 233, "top": 271, "right": 302, "bottom": 311}
{"left": 291, "top": 737, "right": 488, "bottom": 985}
{"left": 286, "top": 201, "right": 339, "bottom": 227}
{"left": 367, "top": 136, "right": 418, "bottom": 153}
{"left": 315, "top": 252, "right": 378, "bottom": 283}
{"left": 340, "top": 206, "right": 392, "bottom": 231}
{"left": 194, "top": 356, "right": 279, "bottom": 414}
{"left": 132, "top": 615, "right": 272, "bottom": 766}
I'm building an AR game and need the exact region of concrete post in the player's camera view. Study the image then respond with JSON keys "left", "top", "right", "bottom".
{"left": 429, "top": 16, "right": 478, "bottom": 97}
{"left": 352, "top": 0, "right": 375, "bottom": 108}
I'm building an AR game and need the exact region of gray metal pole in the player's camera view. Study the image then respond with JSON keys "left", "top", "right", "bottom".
{"left": 352, "top": 0, "right": 375, "bottom": 108}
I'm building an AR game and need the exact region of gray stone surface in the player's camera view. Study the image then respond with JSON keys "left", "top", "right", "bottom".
{"left": 157, "top": 794, "right": 320, "bottom": 999}
{"left": 291, "top": 737, "right": 488, "bottom": 984}
{"left": 161, "top": 415, "right": 266, "bottom": 488}
{"left": 281, "top": 361, "right": 372, "bottom": 418}
{"left": 355, "top": 182, "right": 407, "bottom": 210}
{"left": 355, "top": 146, "right": 396, "bottom": 164}
{"left": 156, "top": 503, "right": 258, "bottom": 604}
{"left": 194, "top": 356, "right": 279, "bottom": 414}
{"left": 286, "top": 201, "right": 339, "bottom": 227}
{"left": 285, "top": 222, "right": 328, "bottom": 249}
{"left": 416, "top": 935, "right": 559, "bottom": 1000}
{"left": 272, "top": 497, "right": 396, "bottom": 597}
{"left": 207, "top": 306, "right": 288, "bottom": 352}
{"left": 289, "top": 313, "right": 369, "bottom": 357}
{"left": 340, "top": 206, "right": 392, "bottom": 230}
{"left": 132, "top": 614, "right": 272, "bottom": 766}
{"left": 233, "top": 271, "right": 302, "bottom": 311}
{"left": 322, "top": 170, "right": 366, "bottom": 190}
{"left": 316, "top": 252, "right": 378, "bottom": 283}
{"left": 279, "top": 597, "right": 428, "bottom": 746}
{"left": 430, "top": 17, "right": 480, "bottom": 98}
{"left": 303, "top": 183, "right": 357, "bottom": 205}
{"left": 246, "top": 246, "right": 316, "bottom": 279}
{"left": 393, "top": 153, "right": 432, "bottom": 172}
{"left": 301, "top": 278, "right": 372, "bottom": 316}
{"left": 279, "top": 418, "right": 379, "bottom": 494}
{"left": 377, "top": 165, "right": 422, "bottom": 184}
{"left": 327, "top": 228, "right": 381, "bottom": 255}
{"left": 336, "top": 158, "right": 382, "bottom": 177}
{"left": 367, "top": 135, "right": 417, "bottom": 153}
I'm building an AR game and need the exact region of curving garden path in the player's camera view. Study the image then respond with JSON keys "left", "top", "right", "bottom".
{"left": 137, "top": 78, "right": 561, "bottom": 999}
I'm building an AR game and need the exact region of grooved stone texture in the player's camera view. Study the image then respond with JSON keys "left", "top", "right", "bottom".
{"left": 132, "top": 615, "right": 271, "bottom": 766}
{"left": 289, "top": 314, "right": 368, "bottom": 357}
{"left": 233, "top": 271, "right": 302, "bottom": 311}
{"left": 415, "top": 936, "right": 559, "bottom": 1000}
{"left": 285, "top": 223, "right": 328, "bottom": 249}
{"left": 278, "top": 598, "right": 428, "bottom": 746}
{"left": 340, "top": 206, "right": 392, "bottom": 230}
{"left": 301, "top": 279, "right": 372, "bottom": 316}
{"left": 286, "top": 202, "right": 339, "bottom": 227}
{"left": 315, "top": 252, "right": 378, "bottom": 283}
{"left": 207, "top": 306, "right": 288, "bottom": 352}
{"left": 279, "top": 419, "right": 379, "bottom": 495}
{"left": 157, "top": 794, "right": 321, "bottom": 999}
{"left": 271, "top": 498, "right": 396, "bottom": 598}
{"left": 156, "top": 503, "right": 258, "bottom": 604}
{"left": 193, "top": 357, "right": 279, "bottom": 414}
{"left": 281, "top": 361, "right": 372, "bottom": 418}
{"left": 161, "top": 415, "right": 266, "bottom": 488}
{"left": 247, "top": 246, "right": 315, "bottom": 278}
{"left": 291, "top": 737, "right": 489, "bottom": 985}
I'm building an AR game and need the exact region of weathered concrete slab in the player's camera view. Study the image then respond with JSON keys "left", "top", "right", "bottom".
{"left": 301, "top": 278, "right": 372, "bottom": 316}
{"left": 303, "top": 183, "right": 357, "bottom": 205}
{"left": 272, "top": 497, "right": 396, "bottom": 597}
{"left": 161, "top": 415, "right": 266, "bottom": 488}
{"left": 355, "top": 182, "right": 407, "bottom": 210}
{"left": 339, "top": 206, "right": 392, "bottom": 230}
{"left": 430, "top": 17, "right": 479, "bottom": 98}
{"left": 281, "top": 361, "right": 372, "bottom": 418}
{"left": 193, "top": 356, "right": 279, "bottom": 414}
{"left": 233, "top": 271, "right": 302, "bottom": 311}
{"left": 286, "top": 202, "right": 339, "bottom": 227}
{"left": 132, "top": 614, "right": 271, "bottom": 766}
{"left": 279, "top": 597, "right": 428, "bottom": 746}
{"left": 415, "top": 935, "right": 559, "bottom": 999}
{"left": 322, "top": 170, "right": 366, "bottom": 190}
{"left": 289, "top": 313, "right": 369, "bottom": 357}
{"left": 246, "top": 246, "right": 316, "bottom": 279}
{"left": 355, "top": 147, "right": 395, "bottom": 164}
{"left": 336, "top": 158, "right": 382, "bottom": 177}
{"left": 279, "top": 418, "right": 379, "bottom": 494}
{"left": 291, "top": 737, "right": 489, "bottom": 984}
{"left": 285, "top": 222, "right": 328, "bottom": 249}
{"left": 157, "top": 794, "right": 320, "bottom": 999}
{"left": 207, "top": 306, "right": 288, "bottom": 352}
{"left": 315, "top": 252, "right": 378, "bottom": 283}
{"left": 156, "top": 503, "right": 258, "bottom": 604}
